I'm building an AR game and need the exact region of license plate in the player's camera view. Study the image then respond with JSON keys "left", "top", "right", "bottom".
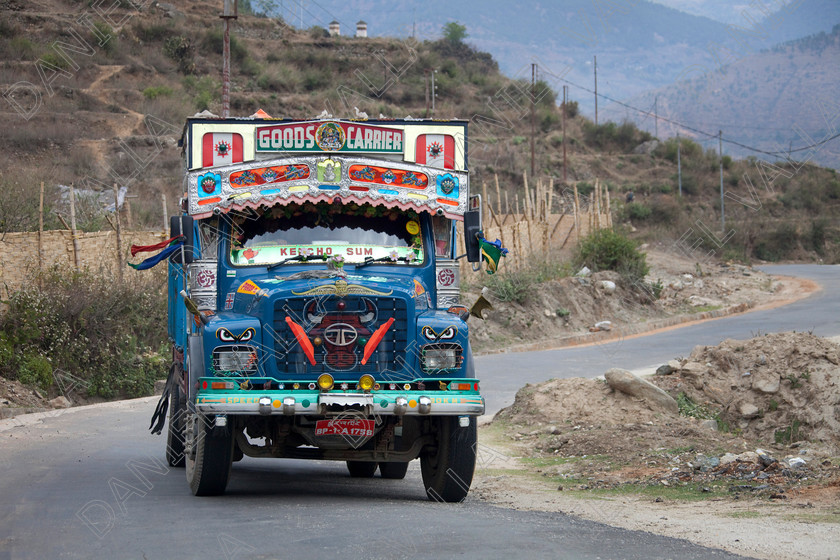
{"left": 315, "top": 418, "right": 375, "bottom": 437}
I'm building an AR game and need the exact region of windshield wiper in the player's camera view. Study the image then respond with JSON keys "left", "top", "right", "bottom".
{"left": 355, "top": 255, "right": 410, "bottom": 269}
{"left": 266, "top": 253, "right": 328, "bottom": 272}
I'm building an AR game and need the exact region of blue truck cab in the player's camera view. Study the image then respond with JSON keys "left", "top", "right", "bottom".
{"left": 163, "top": 117, "right": 487, "bottom": 500}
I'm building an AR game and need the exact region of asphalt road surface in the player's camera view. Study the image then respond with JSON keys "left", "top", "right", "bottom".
{"left": 3, "top": 264, "right": 833, "bottom": 560}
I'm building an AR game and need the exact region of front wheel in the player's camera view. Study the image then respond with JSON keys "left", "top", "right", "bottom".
{"left": 420, "top": 417, "right": 477, "bottom": 502}
{"left": 185, "top": 413, "right": 234, "bottom": 496}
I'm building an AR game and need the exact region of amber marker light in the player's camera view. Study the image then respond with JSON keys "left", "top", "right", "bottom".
{"left": 359, "top": 374, "right": 375, "bottom": 392}
{"left": 317, "top": 373, "right": 334, "bottom": 391}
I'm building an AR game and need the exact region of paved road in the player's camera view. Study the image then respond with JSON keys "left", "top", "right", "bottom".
{"left": 5, "top": 264, "right": 832, "bottom": 560}
{"left": 477, "top": 264, "right": 840, "bottom": 416}
{"left": 0, "top": 400, "right": 746, "bottom": 560}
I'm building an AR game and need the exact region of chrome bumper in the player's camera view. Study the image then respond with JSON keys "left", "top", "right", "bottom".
{"left": 194, "top": 391, "right": 485, "bottom": 416}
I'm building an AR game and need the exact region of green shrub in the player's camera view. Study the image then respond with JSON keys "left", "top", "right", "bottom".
{"left": 40, "top": 51, "right": 72, "bottom": 71}
{"left": 0, "top": 267, "right": 168, "bottom": 399}
{"left": 202, "top": 29, "right": 249, "bottom": 62}
{"left": 753, "top": 222, "right": 799, "bottom": 261}
{"left": 93, "top": 21, "right": 115, "bottom": 54}
{"left": 18, "top": 354, "right": 52, "bottom": 392}
{"left": 142, "top": 85, "right": 173, "bottom": 99}
{"left": 484, "top": 269, "right": 533, "bottom": 304}
{"left": 624, "top": 202, "right": 652, "bottom": 221}
{"left": 163, "top": 36, "right": 195, "bottom": 74}
{"left": 574, "top": 228, "right": 649, "bottom": 283}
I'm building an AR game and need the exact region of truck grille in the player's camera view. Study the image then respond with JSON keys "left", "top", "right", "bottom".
{"left": 273, "top": 296, "right": 409, "bottom": 377}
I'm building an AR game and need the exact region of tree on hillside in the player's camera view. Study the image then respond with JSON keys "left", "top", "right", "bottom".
{"left": 442, "top": 22, "right": 467, "bottom": 43}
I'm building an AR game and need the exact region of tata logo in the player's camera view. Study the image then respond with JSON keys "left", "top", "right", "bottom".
{"left": 324, "top": 323, "right": 358, "bottom": 346}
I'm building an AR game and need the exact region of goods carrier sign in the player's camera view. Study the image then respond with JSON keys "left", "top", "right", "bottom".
{"left": 256, "top": 121, "right": 404, "bottom": 154}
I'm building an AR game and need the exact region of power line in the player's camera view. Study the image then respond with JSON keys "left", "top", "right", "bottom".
{"left": 539, "top": 68, "right": 839, "bottom": 159}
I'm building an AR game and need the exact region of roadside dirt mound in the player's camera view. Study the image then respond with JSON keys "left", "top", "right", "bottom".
{"left": 490, "top": 331, "right": 840, "bottom": 510}
{"left": 468, "top": 247, "right": 785, "bottom": 354}
{"left": 655, "top": 332, "right": 840, "bottom": 451}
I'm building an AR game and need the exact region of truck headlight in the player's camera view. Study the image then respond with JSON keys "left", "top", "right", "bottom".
{"left": 420, "top": 343, "right": 463, "bottom": 374}
{"left": 213, "top": 345, "right": 258, "bottom": 374}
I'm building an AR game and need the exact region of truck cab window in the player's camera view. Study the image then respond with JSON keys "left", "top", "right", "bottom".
{"left": 229, "top": 201, "right": 425, "bottom": 266}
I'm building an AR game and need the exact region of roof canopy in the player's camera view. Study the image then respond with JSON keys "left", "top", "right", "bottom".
{"left": 182, "top": 118, "right": 470, "bottom": 220}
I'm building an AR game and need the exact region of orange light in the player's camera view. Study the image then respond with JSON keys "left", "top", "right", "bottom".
{"left": 450, "top": 382, "right": 472, "bottom": 391}
{"left": 211, "top": 381, "right": 234, "bottom": 390}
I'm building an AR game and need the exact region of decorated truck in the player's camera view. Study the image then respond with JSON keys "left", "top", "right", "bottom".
{"left": 146, "top": 115, "right": 504, "bottom": 501}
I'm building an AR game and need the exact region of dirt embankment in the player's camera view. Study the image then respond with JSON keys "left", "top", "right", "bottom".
{"left": 480, "top": 331, "right": 840, "bottom": 560}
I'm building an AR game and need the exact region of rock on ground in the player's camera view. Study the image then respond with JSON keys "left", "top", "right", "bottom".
{"left": 604, "top": 368, "right": 679, "bottom": 415}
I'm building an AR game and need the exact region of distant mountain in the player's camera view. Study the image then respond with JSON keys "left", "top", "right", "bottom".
{"left": 608, "top": 24, "right": 840, "bottom": 169}
{"left": 280, "top": 0, "right": 839, "bottom": 118}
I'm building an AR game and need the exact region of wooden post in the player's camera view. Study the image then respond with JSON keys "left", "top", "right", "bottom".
{"left": 482, "top": 181, "right": 489, "bottom": 226}
{"left": 573, "top": 183, "right": 580, "bottom": 243}
{"left": 161, "top": 194, "right": 168, "bottom": 234}
{"left": 125, "top": 200, "right": 133, "bottom": 230}
{"left": 504, "top": 191, "right": 510, "bottom": 224}
{"left": 595, "top": 179, "right": 601, "bottom": 229}
{"left": 605, "top": 186, "right": 612, "bottom": 228}
{"left": 523, "top": 171, "right": 531, "bottom": 222}
{"left": 113, "top": 183, "right": 123, "bottom": 283}
{"left": 548, "top": 177, "right": 554, "bottom": 220}
{"left": 38, "top": 182, "right": 44, "bottom": 284}
{"left": 515, "top": 195, "right": 520, "bottom": 218}
{"left": 69, "top": 183, "right": 79, "bottom": 269}
{"left": 494, "top": 174, "right": 502, "bottom": 222}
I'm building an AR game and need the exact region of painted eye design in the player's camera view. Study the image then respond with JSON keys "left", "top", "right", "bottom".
{"left": 438, "top": 326, "right": 456, "bottom": 340}
{"left": 217, "top": 328, "right": 236, "bottom": 342}
{"left": 216, "top": 327, "right": 256, "bottom": 342}
{"left": 421, "top": 325, "right": 457, "bottom": 340}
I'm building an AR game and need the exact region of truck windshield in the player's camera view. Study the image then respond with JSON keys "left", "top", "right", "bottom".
{"left": 230, "top": 201, "right": 424, "bottom": 266}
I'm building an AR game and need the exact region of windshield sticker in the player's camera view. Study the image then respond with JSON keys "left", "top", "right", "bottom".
{"left": 406, "top": 220, "right": 420, "bottom": 235}
{"left": 237, "top": 279, "right": 261, "bottom": 295}
{"left": 231, "top": 245, "right": 423, "bottom": 266}
{"left": 413, "top": 279, "right": 426, "bottom": 298}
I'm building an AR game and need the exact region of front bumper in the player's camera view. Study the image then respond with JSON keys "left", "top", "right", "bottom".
{"left": 195, "top": 389, "right": 485, "bottom": 416}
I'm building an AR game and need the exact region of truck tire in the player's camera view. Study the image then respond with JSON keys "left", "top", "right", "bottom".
{"left": 186, "top": 414, "right": 234, "bottom": 496}
{"left": 346, "top": 461, "right": 377, "bottom": 478}
{"left": 378, "top": 461, "right": 409, "bottom": 479}
{"left": 166, "top": 383, "right": 185, "bottom": 468}
{"left": 420, "top": 417, "right": 477, "bottom": 502}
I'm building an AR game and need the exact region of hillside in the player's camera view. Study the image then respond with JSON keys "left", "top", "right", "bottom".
{"left": 275, "top": 0, "right": 840, "bottom": 117}
{"left": 614, "top": 23, "right": 840, "bottom": 170}
{"left": 1, "top": 0, "right": 839, "bottom": 265}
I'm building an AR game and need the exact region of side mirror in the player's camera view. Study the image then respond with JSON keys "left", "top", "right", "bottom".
{"left": 169, "top": 214, "right": 195, "bottom": 265}
{"left": 463, "top": 198, "right": 482, "bottom": 263}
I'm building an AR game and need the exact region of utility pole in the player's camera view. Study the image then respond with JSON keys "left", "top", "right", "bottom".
{"left": 431, "top": 69, "right": 437, "bottom": 115}
{"left": 593, "top": 55, "right": 598, "bottom": 126}
{"left": 719, "top": 130, "right": 725, "bottom": 230}
{"left": 654, "top": 95, "right": 658, "bottom": 138}
{"left": 220, "top": 0, "right": 238, "bottom": 118}
{"left": 424, "top": 69, "right": 430, "bottom": 117}
{"left": 677, "top": 133, "right": 682, "bottom": 197}
{"left": 562, "top": 85, "right": 567, "bottom": 183}
{"left": 530, "top": 62, "right": 536, "bottom": 180}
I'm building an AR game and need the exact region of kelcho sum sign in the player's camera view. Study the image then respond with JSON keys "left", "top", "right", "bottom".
{"left": 256, "top": 121, "right": 404, "bottom": 154}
